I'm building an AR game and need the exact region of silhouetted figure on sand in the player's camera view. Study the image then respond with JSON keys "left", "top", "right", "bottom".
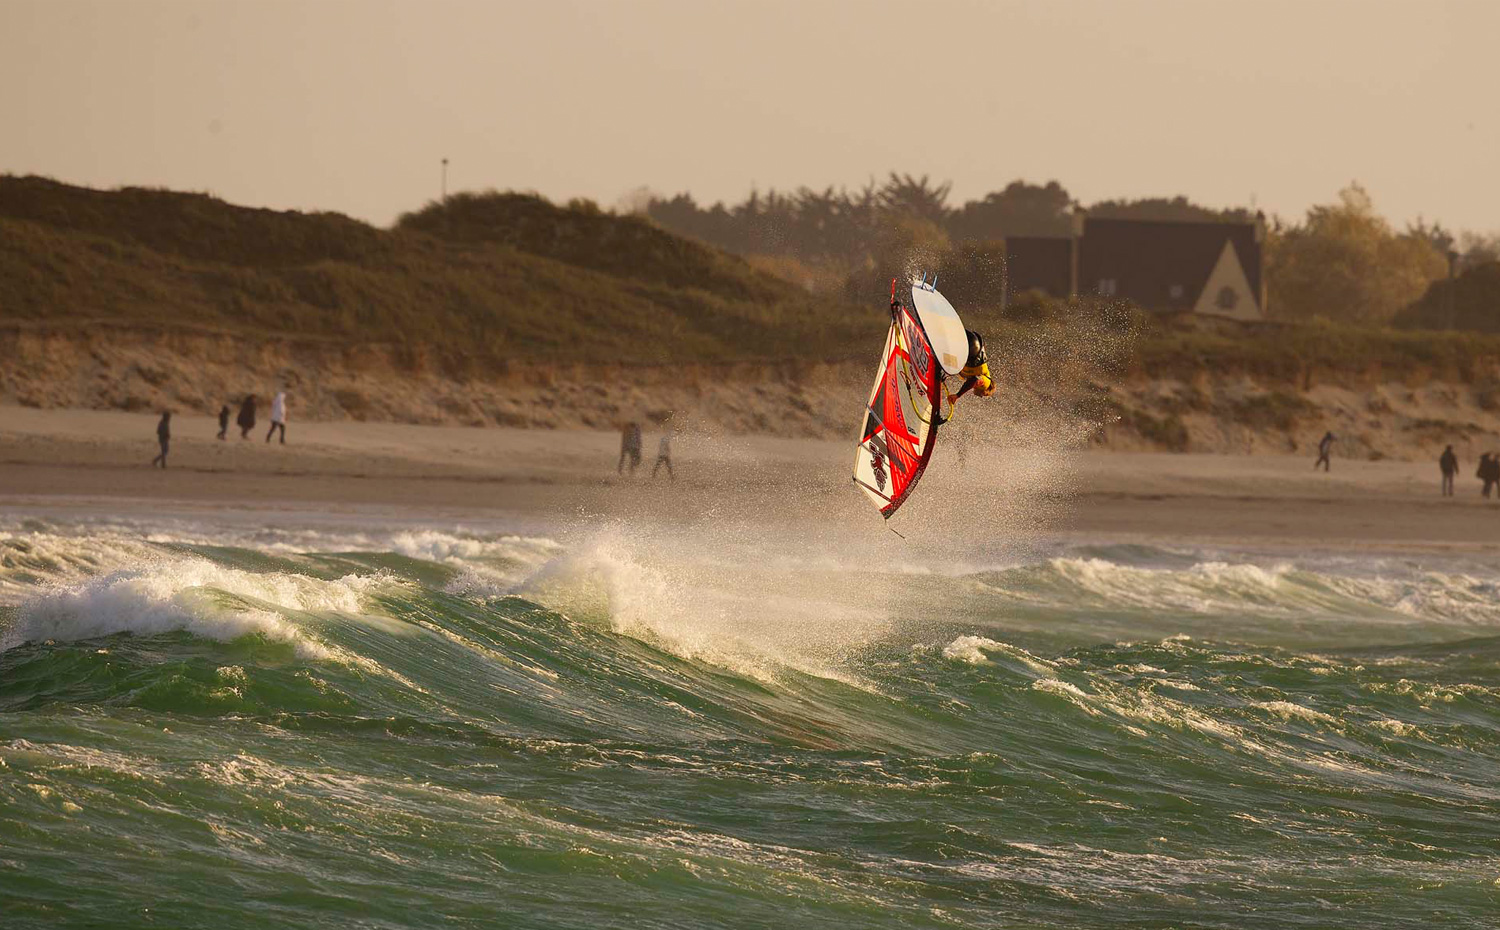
{"left": 266, "top": 391, "right": 287, "bottom": 444}
{"left": 1441, "top": 445, "right": 1459, "bottom": 497}
{"left": 1478, "top": 451, "right": 1499, "bottom": 499}
{"left": 216, "top": 404, "right": 230, "bottom": 440}
{"left": 1314, "top": 432, "right": 1334, "bottom": 472}
{"left": 652, "top": 431, "right": 674, "bottom": 481}
{"left": 151, "top": 411, "right": 171, "bottom": 468}
{"left": 618, "top": 422, "right": 642, "bottom": 475}
{"left": 237, "top": 395, "right": 257, "bottom": 439}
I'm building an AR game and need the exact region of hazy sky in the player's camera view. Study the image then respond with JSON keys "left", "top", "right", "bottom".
{"left": 4, "top": 0, "right": 1497, "bottom": 231}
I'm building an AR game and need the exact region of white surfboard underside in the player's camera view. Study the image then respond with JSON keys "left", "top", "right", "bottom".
{"left": 909, "top": 279, "right": 968, "bottom": 376}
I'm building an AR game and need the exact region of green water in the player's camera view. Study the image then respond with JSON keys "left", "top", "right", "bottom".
{"left": 2, "top": 518, "right": 1498, "bottom": 927}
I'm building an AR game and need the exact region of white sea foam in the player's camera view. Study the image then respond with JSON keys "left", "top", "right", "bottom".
{"left": 969, "top": 551, "right": 1500, "bottom": 634}
{"left": 942, "top": 635, "right": 1004, "bottom": 664}
{"left": 940, "top": 635, "right": 1057, "bottom": 678}
{"left": 1044, "top": 557, "right": 1300, "bottom": 615}
{"left": 1, "top": 517, "right": 564, "bottom": 590}
{"left": 0, "top": 532, "right": 162, "bottom": 604}
{"left": 1253, "top": 700, "right": 1339, "bottom": 727}
{"left": 1369, "top": 717, "right": 1424, "bottom": 739}
{"left": 387, "top": 530, "right": 562, "bottom": 571}
{"left": 2, "top": 558, "right": 387, "bottom": 660}
{"left": 1154, "top": 679, "right": 1201, "bottom": 691}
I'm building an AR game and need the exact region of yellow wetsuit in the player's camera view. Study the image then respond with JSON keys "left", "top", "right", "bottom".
{"left": 957, "top": 361, "right": 995, "bottom": 399}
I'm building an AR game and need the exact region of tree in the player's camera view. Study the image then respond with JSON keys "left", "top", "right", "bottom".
{"left": 1088, "top": 195, "right": 1252, "bottom": 224}
{"left": 1266, "top": 183, "right": 1447, "bottom": 324}
{"left": 1405, "top": 216, "right": 1455, "bottom": 256}
{"left": 1393, "top": 261, "right": 1500, "bottom": 332}
{"left": 1458, "top": 231, "right": 1500, "bottom": 270}
{"left": 876, "top": 173, "right": 952, "bottom": 228}
{"left": 947, "top": 180, "right": 1073, "bottom": 240}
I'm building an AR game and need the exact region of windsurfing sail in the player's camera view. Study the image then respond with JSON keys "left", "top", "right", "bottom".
{"left": 852, "top": 297, "right": 942, "bottom": 519}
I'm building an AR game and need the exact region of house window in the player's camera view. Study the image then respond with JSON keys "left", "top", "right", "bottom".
{"left": 1168, "top": 284, "right": 1184, "bottom": 300}
{"left": 1097, "top": 278, "right": 1117, "bottom": 297}
{"left": 1216, "top": 286, "right": 1239, "bottom": 310}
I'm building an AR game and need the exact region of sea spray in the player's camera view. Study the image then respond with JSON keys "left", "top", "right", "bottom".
{"left": 512, "top": 521, "right": 892, "bottom": 685}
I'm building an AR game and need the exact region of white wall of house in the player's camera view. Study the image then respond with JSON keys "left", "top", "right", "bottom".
{"left": 1193, "top": 241, "right": 1262, "bottom": 321}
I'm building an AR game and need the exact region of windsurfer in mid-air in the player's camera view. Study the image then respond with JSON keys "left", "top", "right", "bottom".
{"left": 857, "top": 276, "right": 994, "bottom": 517}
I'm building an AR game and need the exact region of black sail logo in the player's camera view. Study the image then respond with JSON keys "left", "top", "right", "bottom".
{"left": 868, "top": 433, "right": 889, "bottom": 491}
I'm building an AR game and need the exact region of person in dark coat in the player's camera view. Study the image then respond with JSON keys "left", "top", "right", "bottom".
{"left": 618, "top": 421, "right": 642, "bottom": 475}
{"left": 151, "top": 411, "right": 171, "bottom": 468}
{"left": 236, "top": 395, "right": 257, "bottom": 439}
{"left": 216, "top": 404, "right": 230, "bottom": 441}
{"left": 1480, "top": 452, "right": 1500, "bottom": 499}
{"left": 1441, "top": 445, "right": 1459, "bottom": 497}
{"left": 1314, "top": 432, "right": 1334, "bottom": 472}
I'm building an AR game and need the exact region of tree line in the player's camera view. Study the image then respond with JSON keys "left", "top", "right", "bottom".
{"left": 1268, "top": 184, "right": 1499, "bottom": 328}
{"left": 642, "top": 175, "right": 1500, "bottom": 330}
{"left": 644, "top": 174, "right": 1250, "bottom": 268}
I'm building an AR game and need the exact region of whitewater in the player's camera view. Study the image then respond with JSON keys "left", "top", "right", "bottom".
{"left": 3, "top": 508, "right": 1500, "bottom": 928}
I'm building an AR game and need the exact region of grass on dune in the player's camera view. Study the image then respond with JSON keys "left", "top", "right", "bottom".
{"left": 0, "top": 175, "right": 880, "bottom": 371}
{"left": 6, "top": 174, "right": 1499, "bottom": 387}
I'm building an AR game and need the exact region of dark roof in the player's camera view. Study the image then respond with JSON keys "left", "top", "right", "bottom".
{"left": 1078, "top": 218, "right": 1261, "bottom": 312}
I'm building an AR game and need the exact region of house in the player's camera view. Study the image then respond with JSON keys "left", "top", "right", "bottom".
{"left": 1002, "top": 213, "right": 1267, "bottom": 320}
{"left": 1001, "top": 235, "right": 1074, "bottom": 305}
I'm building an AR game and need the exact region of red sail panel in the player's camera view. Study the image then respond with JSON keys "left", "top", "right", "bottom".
{"left": 852, "top": 306, "right": 941, "bottom": 518}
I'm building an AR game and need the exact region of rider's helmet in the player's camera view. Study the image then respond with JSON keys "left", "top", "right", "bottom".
{"left": 965, "top": 330, "right": 986, "bottom": 368}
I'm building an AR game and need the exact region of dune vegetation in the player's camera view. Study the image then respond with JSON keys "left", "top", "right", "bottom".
{"left": 0, "top": 175, "right": 878, "bottom": 372}
{"left": 7, "top": 175, "right": 1500, "bottom": 457}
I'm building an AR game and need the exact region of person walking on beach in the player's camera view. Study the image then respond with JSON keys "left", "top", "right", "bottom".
{"left": 266, "top": 391, "right": 288, "bottom": 444}
{"left": 1479, "top": 452, "right": 1499, "bottom": 499}
{"left": 151, "top": 411, "right": 171, "bottom": 468}
{"left": 236, "top": 395, "right": 257, "bottom": 439}
{"left": 652, "top": 429, "right": 674, "bottom": 480}
{"left": 1314, "top": 431, "right": 1334, "bottom": 472}
{"left": 618, "top": 421, "right": 642, "bottom": 476}
{"left": 216, "top": 404, "right": 230, "bottom": 441}
{"left": 1441, "top": 445, "right": 1459, "bottom": 497}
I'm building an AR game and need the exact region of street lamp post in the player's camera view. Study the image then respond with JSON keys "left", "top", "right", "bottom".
{"left": 441, "top": 158, "right": 449, "bottom": 203}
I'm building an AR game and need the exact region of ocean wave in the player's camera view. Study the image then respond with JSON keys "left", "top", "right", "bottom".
{"left": 2, "top": 558, "right": 388, "bottom": 660}
{"left": 4, "top": 517, "right": 1500, "bottom": 928}
{"left": 510, "top": 527, "right": 891, "bottom": 687}
{"left": 968, "top": 554, "right": 1500, "bottom": 634}
{"left": 1252, "top": 700, "right": 1340, "bottom": 727}
{"left": 941, "top": 634, "right": 1005, "bottom": 664}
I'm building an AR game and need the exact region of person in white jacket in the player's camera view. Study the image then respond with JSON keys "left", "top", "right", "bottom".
{"left": 651, "top": 430, "right": 674, "bottom": 480}
{"left": 266, "top": 391, "right": 288, "bottom": 444}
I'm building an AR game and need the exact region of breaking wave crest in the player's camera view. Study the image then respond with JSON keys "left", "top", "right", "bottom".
{"left": 4, "top": 558, "right": 387, "bottom": 660}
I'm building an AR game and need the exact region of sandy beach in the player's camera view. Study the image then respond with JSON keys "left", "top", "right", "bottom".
{"left": 2, "top": 405, "right": 1495, "bottom": 551}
